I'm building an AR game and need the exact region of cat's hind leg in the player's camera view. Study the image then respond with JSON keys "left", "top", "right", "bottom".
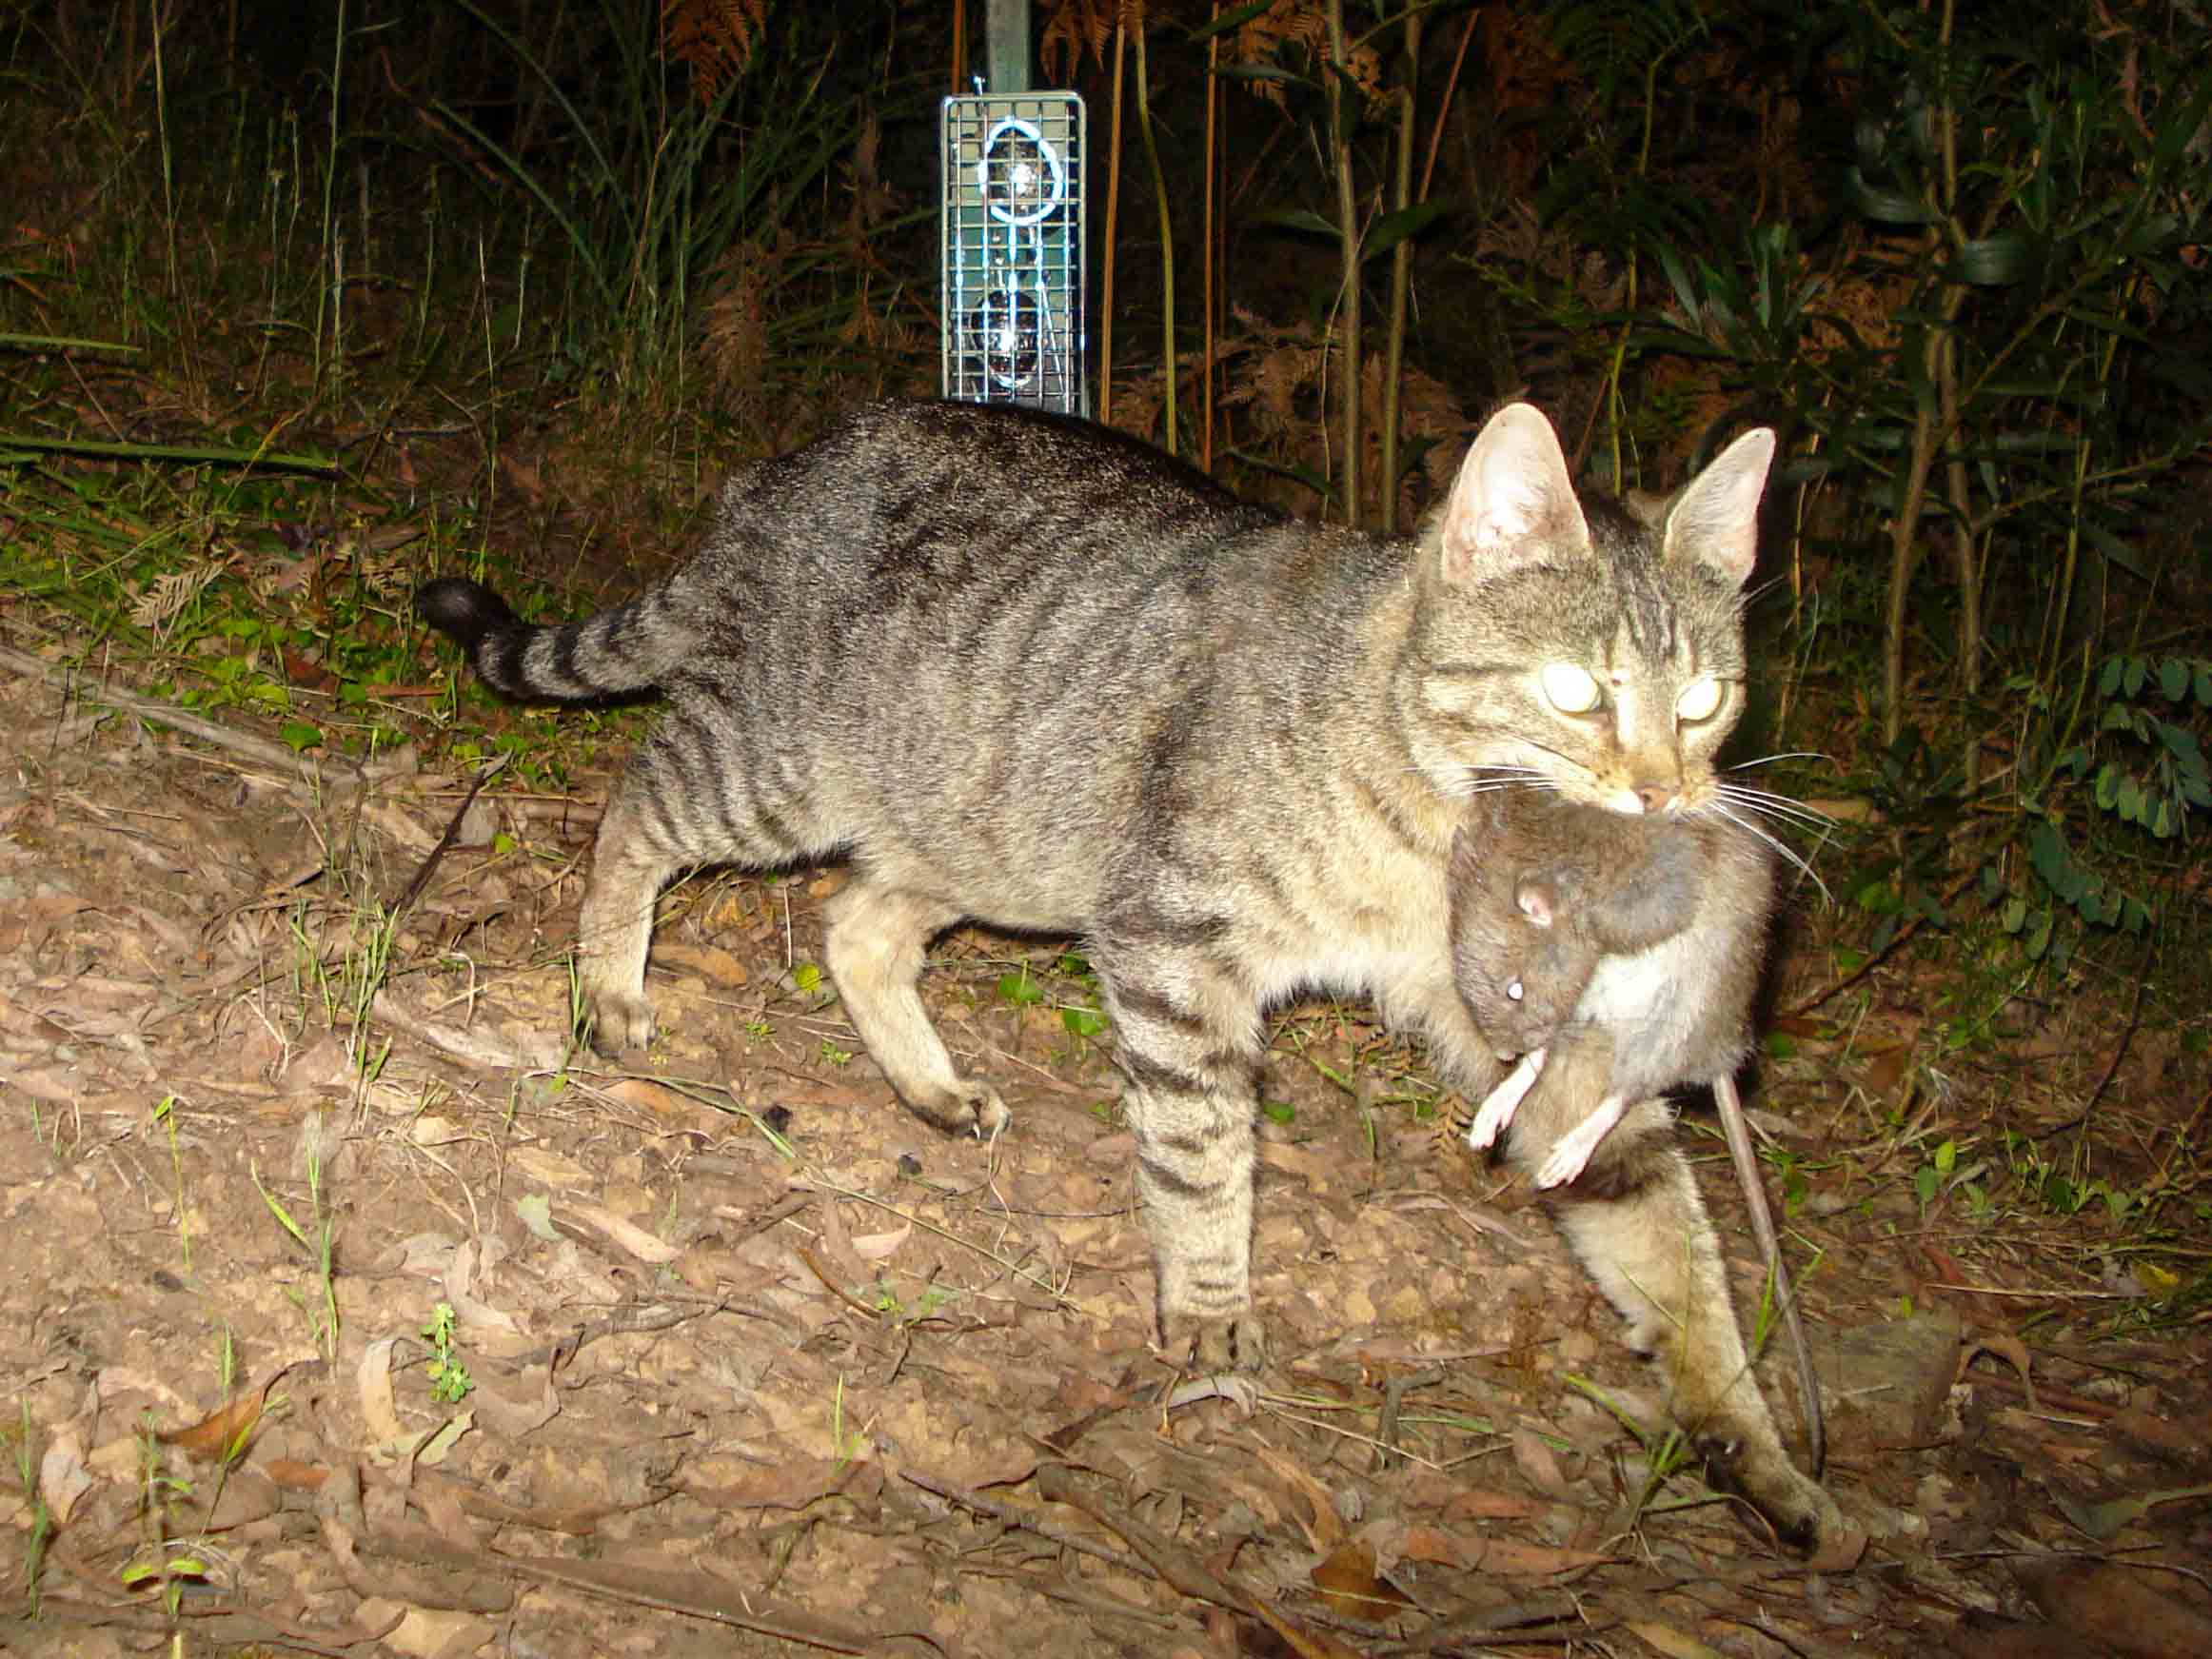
{"left": 576, "top": 786, "right": 691, "bottom": 1052}
{"left": 1094, "top": 931, "right": 1267, "bottom": 1371}
{"left": 822, "top": 878, "right": 1009, "bottom": 1137}
{"left": 579, "top": 712, "right": 824, "bottom": 1052}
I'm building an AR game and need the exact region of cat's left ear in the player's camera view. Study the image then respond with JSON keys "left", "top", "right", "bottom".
{"left": 1664, "top": 427, "right": 1775, "bottom": 587}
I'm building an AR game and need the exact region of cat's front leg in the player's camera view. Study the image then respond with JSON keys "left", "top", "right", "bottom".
{"left": 1094, "top": 937, "right": 1268, "bottom": 1370}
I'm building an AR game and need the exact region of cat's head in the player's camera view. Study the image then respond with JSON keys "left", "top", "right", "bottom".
{"left": 1406, "top": 405, "right": 1774, "bottom": 819}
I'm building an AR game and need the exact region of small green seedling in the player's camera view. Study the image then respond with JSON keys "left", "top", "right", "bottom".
{"left": 421, "top": 1303, "right": 473, "bottom": 1404}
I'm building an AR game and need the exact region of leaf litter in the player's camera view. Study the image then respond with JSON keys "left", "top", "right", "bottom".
{"left": 0, "top": 653, "right": 2209, "bottom": 1656}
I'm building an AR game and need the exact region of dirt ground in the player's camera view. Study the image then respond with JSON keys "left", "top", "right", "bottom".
{"left": 1, "top": 643, "right": 2208, "bottom": 1659}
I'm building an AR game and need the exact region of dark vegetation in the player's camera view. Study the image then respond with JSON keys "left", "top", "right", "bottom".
{"left": 2, "top": 0, "right": 2209, "bottom": 1626}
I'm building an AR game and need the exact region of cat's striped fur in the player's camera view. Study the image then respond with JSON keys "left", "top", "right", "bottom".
{"left": 418, "top": 398, "right": 1838, "bottom": 1550}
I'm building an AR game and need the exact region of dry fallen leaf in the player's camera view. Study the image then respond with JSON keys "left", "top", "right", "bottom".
{"left": 1254, "top": 1444, "right": 1343, "bottom": 1551}
{"left": 1310, "top": 1538, "right": 1413, "bottom": 1619}
{"left": 566, "top": 1199, "right": 683, "bottom": 1264}
{"left": 654, "top": 939, "right": 751, "bottom": 987}
{"left": 160, "top": 1361, "right": 301, "bottom": 1459}
{"left": 37, "top": 1434, "right": 94, "bottom": 1526}
{"left": 1624, "top": 1619, "right": 1728, "bottom": 1658}
{"left": 1442, "top": 1486, "right": 1549, "bottom": 1522}
{"left": 1511, "top": 1425, "right": 1575, "bottom": 1498}
{"left": 357, "top": 1337, "right": 407, "bottom": 1444}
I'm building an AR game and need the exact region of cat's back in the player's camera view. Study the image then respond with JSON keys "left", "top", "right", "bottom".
{"left": 699, "top": 400, "right": 1280, "bottom": 592}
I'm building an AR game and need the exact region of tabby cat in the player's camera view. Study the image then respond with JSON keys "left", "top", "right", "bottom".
{"left": 417, "top": 398, "right": 1838, "bottom": 1549}
{"left": 1450, "top": 792, "right": 1773, "bottom": 1187}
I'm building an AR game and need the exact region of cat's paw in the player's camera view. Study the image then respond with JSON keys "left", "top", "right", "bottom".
{"left": 584, "top": 991, "right": 657, "bottom": 1055}
{"left": 904, "top": 1077, "right": 1012, "bottom": 1139}
{"left": 1699, "top": 1441, "right": 1848, "bottom": 1557}
{"left": 1162, "top": 1310, "right": 1268, "bottom": 1373}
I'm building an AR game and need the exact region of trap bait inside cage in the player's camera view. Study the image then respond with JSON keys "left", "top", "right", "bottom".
{"left": 940, "top": 92, "right": 1087, "bottom": 415}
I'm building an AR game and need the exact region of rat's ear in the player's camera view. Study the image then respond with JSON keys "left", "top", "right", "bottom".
{"left": 1515, "top": 876, "right": 1559, "bottom": 928}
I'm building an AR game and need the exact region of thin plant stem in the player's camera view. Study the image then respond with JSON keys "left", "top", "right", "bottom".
{"left": 1326, "top": 0, "right": 1360, "bottom": 523}
{"left": 1380, "top": 8, "right": 1421, "bottom": 534}
{"left": 1134, "top": 11, "right": 1176, "bottom": 454}
{"left": 1202, "top": 1, "right": 1218, "bottom": 471}
{"left": 1100, "top": 18, "right": 1125, "bottom": 425}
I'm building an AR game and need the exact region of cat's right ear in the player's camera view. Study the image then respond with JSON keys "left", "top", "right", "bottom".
{"left": 1435, "top": 404, "right": 1592, "bottom": 587}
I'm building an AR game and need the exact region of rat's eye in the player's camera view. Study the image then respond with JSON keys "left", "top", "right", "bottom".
{"left": 1506, "top": 979, "right": 1525, "bottom": 1002}
{"left": 1676, "top": 675, "right": 1724, "bottom": 722}
{"left": 1540, "top": 662, "right": 1601, "bottom": 715}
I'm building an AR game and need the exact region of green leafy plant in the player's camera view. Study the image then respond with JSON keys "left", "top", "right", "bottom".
{"left": 421, "top": 1303, "right": 474, "bottom": 1405}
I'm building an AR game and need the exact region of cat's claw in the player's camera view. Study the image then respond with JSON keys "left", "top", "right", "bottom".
{"left": 903, "top": 1077, "right": 1012, "bottom": 1139}
{"left": 1163, "top": 1310, "right": 1268, "bottom": 1373}
{"left": 1467, "top": 1049, "right": 1545, "bottom": 1150}
{"left": 583, "top": 991, "right": 657, "bottom": 1055}
{"left": 1699, "top": 1443, "right": 1849, "bottom": 1557}
{"left": 1534, "top": 1092, "right": 1630, "bottom": 1187}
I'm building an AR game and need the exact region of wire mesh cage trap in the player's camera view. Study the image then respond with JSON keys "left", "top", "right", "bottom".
{"left": 940, "top": 92, "right": 1087, "bottom": 415}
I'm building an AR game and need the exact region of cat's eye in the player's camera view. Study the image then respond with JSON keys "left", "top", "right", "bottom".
{"left": 1539, "top": 662, "right": 1602, "bottom": 715}
{"left": 1676, "top": 676, "right": 1724, "bottom": 722}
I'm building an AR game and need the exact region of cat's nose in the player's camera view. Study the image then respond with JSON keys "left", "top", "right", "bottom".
{"left": 1634, "top": 782, "right": 1675, "bottom": 814}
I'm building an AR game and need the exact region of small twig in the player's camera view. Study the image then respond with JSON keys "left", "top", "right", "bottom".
{"left": 800, "top": 1175, "right": 1076, "bottom": 1309}
{"left": 2040, "top": 922, "right": 2157, "bottom": 1144}
{"left": 1373, "top": 1367, "right": 1447, "bottom": 1471}
{"left": 899, "top": 1467, "right": 1140, "bottom": 1574}
{"left": 389, "top": 751, "right": 509, "bottom": 918}
{"left": 1036, "top": 1463, "right": 1254, "bottom": 1615}
{"left": 1257, "top": 1397, "right": 1454, "bottom": 1472}
{"left": 365, "top": 988, "right": 559, "bottom": 1073}
{"left": 1713, "top": 1075, "right": 1826, "bottom": 1476}
{"left": 795, "top": 1243, "right": 885, "bottom": 1321}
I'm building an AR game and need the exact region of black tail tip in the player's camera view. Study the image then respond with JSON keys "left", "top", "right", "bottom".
{"left": 416, "top": 578, "right": 520, "bottom": 648}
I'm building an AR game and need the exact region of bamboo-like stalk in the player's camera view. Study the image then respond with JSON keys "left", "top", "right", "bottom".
{"left": 1134, "top": 10, "right": 1176, "bottom": 455}
{"left": 1379, "top": 10, "right": 1421, "bottom": 533}
{"left": 1932, "top": 0, "right": 1980, "bottom": 785}
{"left": 1420, "top": 10, "right": 1479, "bottom": 200}
{"left": 1882, "top": 0, "right": 1966, "bottom": 748}
{"left": 1325, "top": 0, "right": 1359, "bottom": 523}
{"left": 1100, "top": 18, "right": 1125, "bottom": 425}
{"left": 1202, "top": 1, "right": 1219, "bottom": 472}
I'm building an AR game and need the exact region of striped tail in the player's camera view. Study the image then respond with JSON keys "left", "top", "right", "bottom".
{"left": 415, "top": 577, "right": 698, "bottom": 701}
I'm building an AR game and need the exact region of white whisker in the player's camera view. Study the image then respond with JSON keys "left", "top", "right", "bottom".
{"left": 1715, "top": 780, "right": 1834, "bottom": 828}
{"left": 1726, "top": 751, "right": 1830, "bottom": 772}
{"left": 1712, "top": 800, "right": 1831, "bottom": 903}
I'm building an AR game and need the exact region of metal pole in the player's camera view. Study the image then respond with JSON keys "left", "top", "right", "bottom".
{"left": 986, "top": 0, "right": 1029, "bottom": 93}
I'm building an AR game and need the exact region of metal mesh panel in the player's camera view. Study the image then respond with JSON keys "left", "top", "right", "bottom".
{"left": 940, "top": 93, "right": 1086, "bottom": 416}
